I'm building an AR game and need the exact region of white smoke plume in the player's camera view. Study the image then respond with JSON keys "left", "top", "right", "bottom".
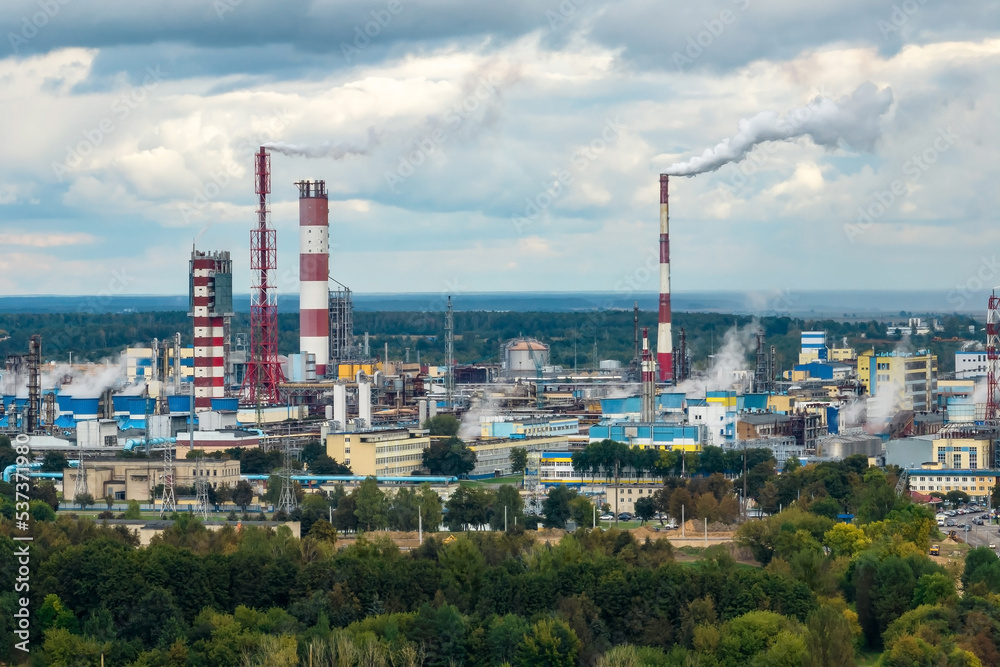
{"left": 664, "top": 82, "right": 893, "bottom": 177}
{"left": 864, "top": 337, "right": 912, "bottom": 432}
{"left": 58, "top": 360, "right": 127, "bottom": 398}
{"left": 263, "top": 127, "right": 379, "bottom": 159}
{"left": 675, "top": 323, "right": 757, "bottom": 397}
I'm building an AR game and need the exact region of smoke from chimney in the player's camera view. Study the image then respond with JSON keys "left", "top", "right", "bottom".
{"left": 664, "top": 82, "right": 893, "bottom": 177}
{"left": 263, "top": 128, "right": 379, "bottom": 159}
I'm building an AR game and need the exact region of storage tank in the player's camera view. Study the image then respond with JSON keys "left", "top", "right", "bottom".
{"left": 504, "top": 338, "right": 550, "bottom": 378}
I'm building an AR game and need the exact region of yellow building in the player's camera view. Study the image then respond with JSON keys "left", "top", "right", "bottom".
{"left": 857, "top": 350, "right": 937, "bottom": 412}
{"left": 326, "top": 428, "right": 431, "bottom": 477}
{"left": 909, "top": 469, "right": 998, "bottom": 501}
{"left": 829, "top": 347, "right": 857, "bottom": 362}
{"left": 929, "top": 435, "right": 993, "bottom": 471}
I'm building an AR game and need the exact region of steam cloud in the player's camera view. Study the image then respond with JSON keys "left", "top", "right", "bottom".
{"left": 263, "top": 127, "right": 379, "bottom": 159}
{"left": 664, "top": 82, "right": 894, "bottom": 177}
{"left": 675, "top": 324, "right": 757, "bottom": 396}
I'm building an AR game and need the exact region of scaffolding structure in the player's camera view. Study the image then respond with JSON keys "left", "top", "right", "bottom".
{"left": 328, "top": 281, "right": 355, "bottom": 370}
{"left": 26, "top": 335, "right": 40, "bottom": 433}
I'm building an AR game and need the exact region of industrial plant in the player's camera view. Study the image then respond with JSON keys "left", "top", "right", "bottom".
{"left": 3, "top": 164, "right": 1000, "bottom": 516}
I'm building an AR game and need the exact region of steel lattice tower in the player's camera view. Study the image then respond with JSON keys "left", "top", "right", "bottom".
{"left": 445, "top": 296, "right": 454, "bottom": 410}
{"left": 275, "top": 441, "right": 298, "bottom": 515}
{"left": 159, "top": 442, "right": 176, "bottom": 516}
{"left": 240, "top": 147, "right": 285, "bottom": 407}
{"left": 73, "top": 449, "right": 88, "bottom": 500}
{"left": 986, "top": 291, "right": 1000, "bottom": 422}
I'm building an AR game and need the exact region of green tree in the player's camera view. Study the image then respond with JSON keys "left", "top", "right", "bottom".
{"left": 353, "top": 476, "right": 388, "bottom": 531}
{"left": 124, "top": 500, "right": 142, "bottom": 519}
{"left": 516, "top": 618, "right": 581, "bottom": 667}
{"left": 309, "top": 454, "right": 351, "bottom": 475}
{"left": 944, "top": 489, "right": 970, "bottom": 508}
{"left": 510, "top": 447, "right": 529, "bottom": 475}
{"left": 634, "top": 496, "right": 656, "bottom": 525}
{"left": 418, "top": 483, "right": 443, "bottom": 531}
{"left": 857, "top": 469, "right": 897, "bottom": 523}
{"left": 423, "top": 414, "right": 460, "bottom": 436}
{"left": 423, "top": 436, "right": 476, "bottom": 477}
{"left": 30, "top": 479, "right": 60, "bottom": 511}
{"left": 300, "top": 440, "right": 324, "bottom": 464}
{"left": 805, "top": 605, "right": 856, "bottom": 667}
{"left": 40, "top": 451, "right": 69, "bottom": 472}
{"left": 543, "top": 486, "right": 577, "bottom": 529}
{"left": 490, "top": 484, "right": 524, "bottom": 531}
{"left": 388, "top": 486, "right": 420, "bottom": 531}
{"left": 232, "top": 480, "right": 253, "bottom": 512}
{"left": 29, "top": 499, "right": 56, "bottom": 522}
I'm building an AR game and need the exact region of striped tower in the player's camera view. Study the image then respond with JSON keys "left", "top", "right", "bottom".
{"left": 657, "top": 174, "right": 673, "bottom": 382}
{"left": 297, "top": 180, "right": 330, "bottom": 376}
{"left": 190, "top": 249, "right": 233, "bottom": 412}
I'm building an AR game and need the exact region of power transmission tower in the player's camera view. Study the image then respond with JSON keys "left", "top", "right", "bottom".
{"left": 445, "top": 296, "right": 454, "bottom": 410}
{"left": 275, "top": 439, "right": 297, "bottom": 515}
{"left": 191, "top": 385, "right": 209, "bottom": 518}
{"left": 160, "top": 439, "right": 176, "bottom": 516}
{"left": 73, "top": 448, "right": 88, "bottom": 501}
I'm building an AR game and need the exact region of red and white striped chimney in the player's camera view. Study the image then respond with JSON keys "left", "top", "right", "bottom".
{"left": 190, "top": 249, "right": 231, "bottom": 412}
{"left": 657, "top": 174, "right": 673, "bottom": 382}
{"left": 297, "top": 180, "right": 330, "bottom": 376}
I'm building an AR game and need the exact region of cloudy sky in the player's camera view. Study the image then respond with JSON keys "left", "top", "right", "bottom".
{"left": 0, "top": 0, "right": 998, "bottom": 302}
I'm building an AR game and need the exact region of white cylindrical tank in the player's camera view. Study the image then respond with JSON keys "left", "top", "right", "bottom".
{"left": 334, "top": 383, "right": 347, "bottom": 428}
{"left": 359, "top": 381, "right": 372, "bottom": 426}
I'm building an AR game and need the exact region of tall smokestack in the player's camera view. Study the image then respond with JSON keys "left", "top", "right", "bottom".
{"left": 296, "top": 180, "right": 330, "bottom": 376}
{"left": 657, "top": 174, "right": 673, "bottom": 382}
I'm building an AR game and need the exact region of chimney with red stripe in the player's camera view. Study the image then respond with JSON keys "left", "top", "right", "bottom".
{"left": 297, "top": 180, "right": 330, "bottom": 376}
{"left": 657, "top": 174, "right": 673, "bottom": 382}
{"left": 190, "top": 249, "right": 233, "bottom": 412}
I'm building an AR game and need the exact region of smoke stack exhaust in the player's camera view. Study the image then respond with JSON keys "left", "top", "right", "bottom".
{"left": 657, "top": 174, "right": 673, "bottom": 382}
{"left": 297, "top": 180, "right": 330, "bottom": 376}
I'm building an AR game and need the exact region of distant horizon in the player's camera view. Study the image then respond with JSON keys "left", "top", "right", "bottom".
{"left": 0, "top": 289, "right": 988, "bottom": 317}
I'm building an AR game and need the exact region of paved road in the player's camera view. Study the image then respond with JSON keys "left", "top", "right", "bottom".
{"left": 962, "top": 519, "right": 1000, "bottom": 554}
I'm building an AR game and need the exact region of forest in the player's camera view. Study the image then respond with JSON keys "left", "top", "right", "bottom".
{"left": 3, "top": 436, "right": 1000, "bottom": 666}
{"left": 0, "top": 310, "right": 980, "bottom": 374}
